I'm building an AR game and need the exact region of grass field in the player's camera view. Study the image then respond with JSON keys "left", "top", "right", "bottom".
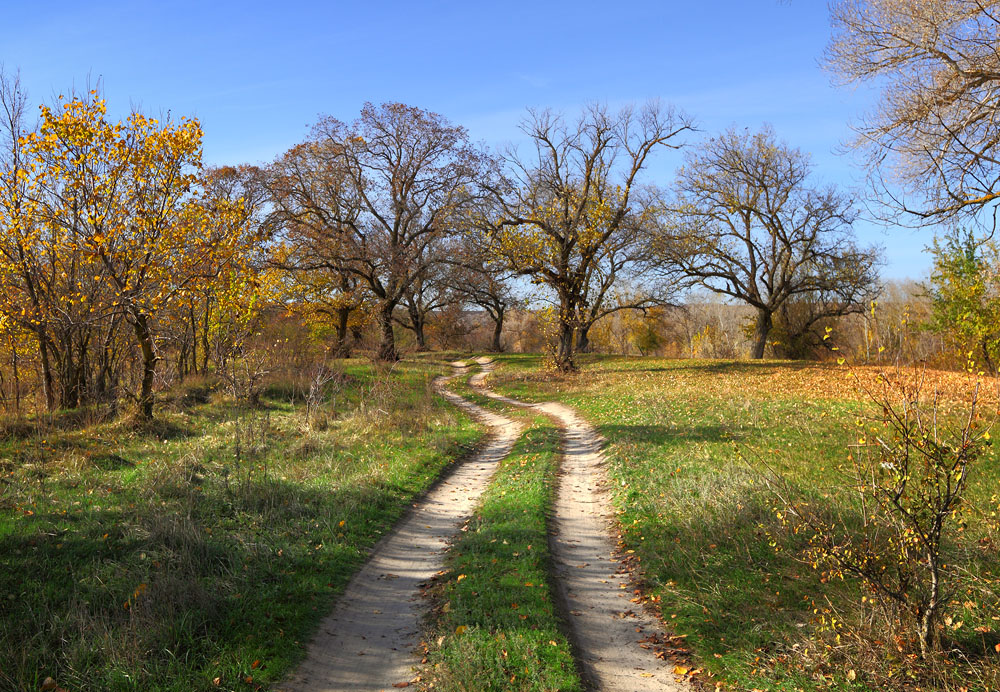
{"left": 5, "top": 353, "right": 998, "bottom": 692}
{"left": 488, "top": 355, "right": 1000, "bottom": 691}
{"left": 0, "top": 360, "right": 483, "bottom": 692}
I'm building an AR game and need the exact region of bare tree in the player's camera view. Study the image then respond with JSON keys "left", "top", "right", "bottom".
{"left": 659, "top": 126, "right": 881, "bottom": 359}
{"left": 269, "top": 103, "right": 496, "bottom": 362}
{"left": 393, "top": 245, "right": 456, "bottom": 351}
{"left": 828, "top": 0, "right": 1000, "bottom": 224}
{"left": 445, "top": 230, "right": 518, "bottom": 353}
{"left": 267, "top": 142, "right": 368, "bottom": 358}
{"left": 486, "top": 103, "right": 693, "bottom": 371}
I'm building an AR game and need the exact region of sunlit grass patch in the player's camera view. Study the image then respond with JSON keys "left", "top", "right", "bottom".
{"left": 489, "top": 355, "right": 1000, "bottom": 692}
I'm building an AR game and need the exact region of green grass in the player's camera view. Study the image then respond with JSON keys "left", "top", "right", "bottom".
{"left": 422, "top": 369, "right": 583, "bottom": 692}
{"left": 0, "top": 359, "right": 484, "bottom": 692}
{"left": 486, "top": 354, "right": 1000, "bottom": 692}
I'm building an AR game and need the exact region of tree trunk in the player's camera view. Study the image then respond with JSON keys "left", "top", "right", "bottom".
{"left": 576, "top": 323, "right": 593, "bottom": 353}
{"left": 555, "top": 315, "right": 577, "bottom": 372}
{"left": 131, "top": 312, "right": 158, "bottom": 420}
{"left": 11, "top": 339, "right": 20, "bottom": 414}
{"left": 407, "top": 303, "right": 428, "bottom": 351}
{"left": 350, "top": 325, "right": 364, "bottom": 355}
{"left": 376, "top": 303, "right": 399, "bottom": 362}
{"left": 96, "top": 324, "right": 117, "bottom": 405}
{"left": 332, "top": 306, "right": 352, "bottom": 358}
{"left": 917, "top": 553, "right": 942, "bottom": 659}
{"left": 60, "top": 357, "right": 79, "bottom": 410}
{"left": 189, "top": 304, "right": 199, "bottom": 376}
{"left": 76, "top": 336, "right": 91, "bottom": 406}
{"left": 177, "top": 343, "right": 188, "bottom": 380}
{"left": 413, "top": 318, "right": 428, "bottom": 351}
{"left": 980, "top": 339, "right": 996, "bottom": 373}
{"left": 751, "top": 307, "right": 772, "bottom": 359}
{"left": 38, "top": 336, "right": 56, "bottom": 411}
{"left": 201, "top": 298, "right": 211, "bottom": 373}
{"left": 490, "top": 309, "right": 505, "bottom": 353}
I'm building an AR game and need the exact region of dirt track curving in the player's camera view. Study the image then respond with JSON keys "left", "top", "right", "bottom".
{"left": 470, "top": 356, "right": 689, "bottom": 692}
{"left": 276, "top": 362, "right": 521, "bottom": 692}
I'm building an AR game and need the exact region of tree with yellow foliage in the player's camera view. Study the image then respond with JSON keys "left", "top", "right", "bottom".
{"left": 0, "top": 71, "right": 110, "bottom": 410}
{"left": 10, "top": 88, "right": 256, "bottom": 419}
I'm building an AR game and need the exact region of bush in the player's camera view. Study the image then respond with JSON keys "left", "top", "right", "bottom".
{"left": 768, "top": 366, "right": 992, "bottom": 660}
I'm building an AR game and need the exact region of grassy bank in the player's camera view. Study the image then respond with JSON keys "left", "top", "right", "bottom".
{"left": 422, "top": 369, "right": 582, "bottom": 692}
{"left": 488, "top": 354, "right": 1000, "bottom": 691}
{"left": 0, "top": 360, "right": 482, "bottom": 692}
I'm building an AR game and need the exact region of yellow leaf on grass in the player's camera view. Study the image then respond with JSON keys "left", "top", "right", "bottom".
{"left": 455, "top": 625, "right": 467, "bottom": 635}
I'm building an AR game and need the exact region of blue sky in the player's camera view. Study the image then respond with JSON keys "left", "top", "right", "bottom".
{"left": 2, "top": 0, "right": 929, "bottom": 279}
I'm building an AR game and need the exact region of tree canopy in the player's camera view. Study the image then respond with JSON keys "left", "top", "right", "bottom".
{"left": 269, "top": 102, "right": 496, "bottom": 362}
{"left": 658, "top": 126, "right": 881, "bottom": 358}
{"left": 485, "top": 103, "right": 692, "bottom": 371}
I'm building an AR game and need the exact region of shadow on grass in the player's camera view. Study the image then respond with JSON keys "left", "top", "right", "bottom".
{"left": 621, "top": 360, "right": 815, "bottom": 377}
{"left": 0, "top": 473, "right": 435, "bottom": 691}
{"left": 620, "top": 456, "right": 1000, "bottom": 682}
{"left": 623, "top": 473, "right": 822, "bottom": 659}
{"left": 0, "top": 404, "right": 118, "bottom": 441}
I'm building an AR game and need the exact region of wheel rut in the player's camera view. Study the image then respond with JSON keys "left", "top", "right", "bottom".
{"left": 277, "top": 361, "right": 521, "bottom": 692}
{"left": 469, "top": 356, "right": 689, "bottom": 692}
